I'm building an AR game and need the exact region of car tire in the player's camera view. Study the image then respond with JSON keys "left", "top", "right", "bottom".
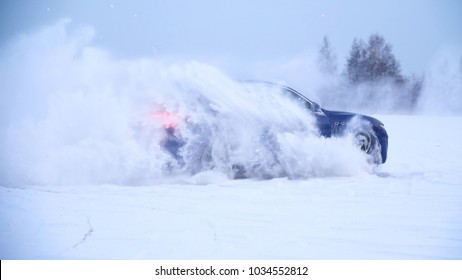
{"left": 354, "top": 131, "right": 382, "bottom": 164}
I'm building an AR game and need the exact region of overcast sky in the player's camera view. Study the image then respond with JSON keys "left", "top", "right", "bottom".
{"left": 1, "top": 0, "right": 461, "bottom": 74}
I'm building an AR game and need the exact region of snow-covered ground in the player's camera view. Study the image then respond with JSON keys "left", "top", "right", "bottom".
{"left": 1, "top": 114, "right": 461, "bottom": 260}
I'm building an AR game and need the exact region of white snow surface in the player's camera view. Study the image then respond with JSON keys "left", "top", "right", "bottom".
{"left": 1, "top": 115, "right": 462, "bottom": 260}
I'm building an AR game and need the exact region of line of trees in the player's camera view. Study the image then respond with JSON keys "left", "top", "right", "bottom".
{"left": 317, "top": 34, "right": 424, "bottom": 112}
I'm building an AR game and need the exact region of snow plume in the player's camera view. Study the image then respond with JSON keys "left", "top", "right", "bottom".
{"left": 417, "top": 49, "right": 462, "bottom": 115}
{"left": 317, "top": 78, "right": 417, "bottom": 114}
{"left": 255, "top": 55, "right": 418, "bottom": 115}
{"left": 313, "top": 48, "right": 462, "bottom": 115}
{"left": 0, "top": 20, "right": 372, "bottom": 186}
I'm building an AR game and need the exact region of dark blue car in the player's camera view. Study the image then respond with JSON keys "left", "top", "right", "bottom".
{"left": 274, "top": 83, "right": 388, "bottom": 164}
{"left": 158, "top": 82, "right": 388, "bottom": 176}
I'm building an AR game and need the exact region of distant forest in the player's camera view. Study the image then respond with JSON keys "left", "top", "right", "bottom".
{"left": 317, "top": 34, "right": 424, "bottom": 112}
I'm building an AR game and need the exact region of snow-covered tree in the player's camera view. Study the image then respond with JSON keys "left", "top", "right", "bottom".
{"left": 345, "top": 39, "right": 366, "bottom": 83}
{"left": 345, "top": 34, "right": 403, "bottom": 84}
{"left": 405, "top": 74, "right": 423, "bottom": 107}
{"left": 317, "top": 36, "right": 338, "bottom": 75}
{"left": 340, "top": 34, "right": 425, "bottom": 112}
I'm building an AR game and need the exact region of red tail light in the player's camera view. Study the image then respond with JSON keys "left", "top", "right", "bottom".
{"left": 151, "top": 112, "right": 181, "bottom": 128}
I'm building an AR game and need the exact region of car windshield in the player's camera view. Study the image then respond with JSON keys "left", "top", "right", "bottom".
{"left": 242, "top": 81, "right": 322, "bottom": 113}
{"left": 280, "top": 86, "right": 321, "bottom": 113}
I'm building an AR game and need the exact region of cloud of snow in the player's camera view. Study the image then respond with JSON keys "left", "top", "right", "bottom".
{"left": 416, "top": 48, "right": 462, "bottom": 115}
{"left": 0, "top": 20, "right": 379, "bottom": 186}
